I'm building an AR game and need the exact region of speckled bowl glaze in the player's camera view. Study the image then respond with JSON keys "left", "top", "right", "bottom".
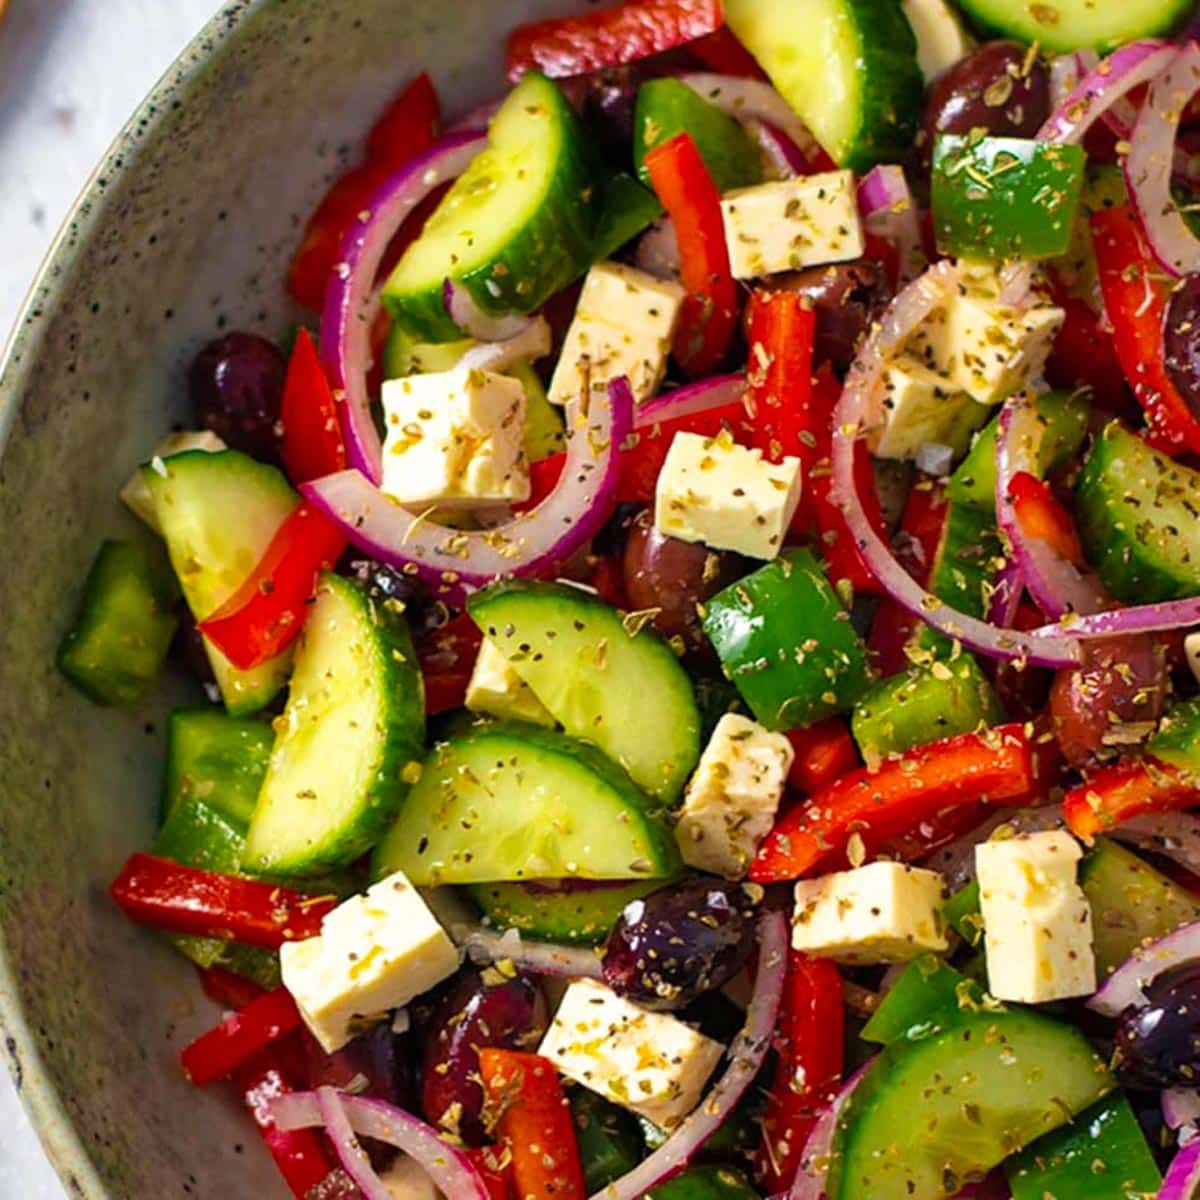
{"left": 0, "top": 1, "right": 578, "bottom": 1195}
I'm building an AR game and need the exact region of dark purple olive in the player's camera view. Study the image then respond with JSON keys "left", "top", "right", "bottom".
{"left": 622, "top": 510, "right": 746, "bottom": 655}
{"left": 603, "top": 879, "right": 760, "bottom": 1011}
{"left": 773, "top": 261, "right": 893, "bottom": 371}
{"left": 919, "top": 42, "right": 1050, "bottom": 168}
{"left": 190, "top": 332, "right": 286, "bottom": 461}
{"left": 593, "top": 501, "right": 646, "bottom": 560}
{"left": 344, "top": 557, "right": 447, "bottom": 637}
{"left": 420, "top": 967, "right": 547, "bottom": 1145}
{"left": 168, "top": 605, "right": 216, "bottom": 686}
{"left": 1115, "top": 963, "right": 1200, "bottom": 1088}
{"left": 1164, "top": 275, "right": 1200, "bottom": 419}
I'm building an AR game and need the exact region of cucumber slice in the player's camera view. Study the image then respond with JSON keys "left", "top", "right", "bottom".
{"left": 1076, "top": 421, "right": 1200, "bottom": 603}
{"left": 243, "top": 573, "right": 425, "bottom": 876}
{"left": 373, "top": 724, "right": 681, "bottom": 886}
{"left": 383, "top": 72, "right": 599, "bottom": 342}
{"left": 646, "top": 1166, "right": 759, "bottom": 1200}
{"left": 829, "top": 1008, "right": 1114, "bottom": 1200}
{"left": 467, "top": 878, "right": 662, "bottom": 946}
{"left": 144, "top": 449, "right": 297, "bottom": 715}
{"left": 467, "top": 581, "right": 701, "bottom": 805}
{"left": 950, "top": 0, "right": 1190, "bottom": 54}
{"left": 163, "top": 707, "right": 273, "bottom": 825}
{"left": 724, "top": 0, "right": 923, "bottom": 172}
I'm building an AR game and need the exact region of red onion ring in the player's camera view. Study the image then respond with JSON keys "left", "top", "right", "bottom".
{"left": 302, "top": 377, "right": 633, "bottom": 603}
{"left": 442, "top": 277, "right": 535, "bottom": 341}
{"left": 743, "top": 116, "right": 812, "bottom": 177}
{"left": 1160, "top": 1138, "right": 1200, "bottom": 1200}
{"left": 1029, "top": 599, "right": 1200, "bottom": 639}
{"left": 452, "top": 923, "right": 604, "bottom": 980}
{"left": 457, "top": 315, "right": 551, "bottom": 372}
{"left": 1088, "top": 917, "right": 1200, "bottom": 1017}
{"left": 1111, "top": 811, "right": 1200, "bottom": 879}
{"left": 986, "top": 556, "right": 1024, "bottom": 629}
{"left": 316, "top": 1087, "right": 391, "bottom": 1200}
{"left": 591, "top": 911, "right": 788, "bottom": 1200}
{"left": 321, "top": 132, "right": 486, "bottom": 483}
{"left": 1164, "top": 1087, "right": 1200, "bottom": 1133}
{"left": 678, "top": 73, "right": 817, "bottom": 162}
{"left": 1048, "top": 50, "right": 1098, "bottom": 110}
{"left": 638, "top": 373, "right": 745, "bottom": 422}
{"left": 788, "top": 1062, "right": 873, "bottom": 1200}
{"left": 634, "top": 218, "right": 681, "bottom": 280}
{"left": 446, "top": 98, "right": 502, "bottom": 134}
{"left": 857, "top": 165, "right": 923, "bottom": 284}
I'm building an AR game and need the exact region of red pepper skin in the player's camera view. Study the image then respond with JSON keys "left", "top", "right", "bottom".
{"left": 181, "top": 987, "right": 303, "bottom": 1087}
{"left": 479, "top": 1049, "right": 586, "bottom": 1200}
{"left": 1044, "top": 289, "right": 1127, "bottom": 410}
{"left": 466, "top": 1147, "right": 515, "bottom": 1200}
{"left": 1091, "top": 205, "right": 1200, "bottom": 455}
{"left": 755, "top": 952, "right": 844, "bottom": 1192}
{"left": 687, "top": 26, "right": 767, "bottom": 79}
{"left": 506, "top": 0, "right": 722, "bottom": 82}
{"left": 1062, "top": 758, "right": 1200, "bottom": 839}
{"left": 750, "top": 725, "right": 1035, "bottom": 882}
{"left": 1007, "top": 470, "right": 1086, "bottom": 568}
{"left": 645, "top": 132, "right": 739, "bottom": 377}
{"left": 198, "top": 966, "right": 268, "bottom": 1012}
{"left": 785, "top": 717, "right": 859, "bottom": 795}
{"left": 747, "top": 291, "right": 818, "bottom": 466}
{"left": 110, "top": 854, "right": 336, "bottom": 948}
{"left": 280, "top": 329, "right": 347, "bottom": 485}
{"left": 198, "top": 502, "right": 347, "bottom": 670}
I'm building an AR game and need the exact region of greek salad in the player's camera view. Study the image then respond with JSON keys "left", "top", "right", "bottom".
{"left": 54, "top": 0, "right": 1200, "bottom": 1195}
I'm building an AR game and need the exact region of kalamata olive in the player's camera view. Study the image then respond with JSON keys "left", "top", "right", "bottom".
{"left": 1115, "top": 963, "right": 1200, "bottom": 1088}
{"left": 593, "top": 501, "right": 646, "bottom": 560}
{"left": 582, "top": 51, "right": 701, "bottom": 162}
{"left": 1164, "top": 275, "right": 1200, "bottom": 419}
{"left": 603, "top": 879, "right": 760, "bottom": 1011}
{"left": 1049, "top": 633, "right": 1167, "bottom": 766}
{"left": 420, "top": 967, "right": 547, "bottom": 1145}
{"left": 773, "top": 261, "right": 893, "bottom": 371}
{"left": 344, "top": 557, "right": 447, "bottom": 637}
{"left": 919, "top": 42, "right": 1050, "bottom": 168}
{"left": 190, "top": 332, "right": 286, "bottom": 461}
{"left": 622, "top": 510, "right": 746, "bottom": 655}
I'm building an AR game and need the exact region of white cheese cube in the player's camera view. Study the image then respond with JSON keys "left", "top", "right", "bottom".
{"left": 720, "top": 171, "right": 864, "bottom": 279}
{"left": 654, "top": 430, "right": 802, "bottom": 560}
{"left": 1186, "top": 631, "right": 1200, "bottom": 687}
{"left": 538, "top": 978, "right": 723, "bottom": 1129}
{"left": 976, "top": 830, "right": 1095, "bottom": 1004}
{"left": 120, "top": 431, "right": 227, "bottom": 531}
{"left": 465, "top": 638, "right": 554, "bottom": 726}
{"left": 380, "top": 367, "right": 529, "bottom": 508}
{"left": 280, "top": 869, "right": 459, "bottom": 1053}
{"left": 547, "top": 261, "right": 684, "bottom": 408}
{"left": 902, "top": 0, "right": 975, "bottom": 82}
{"left": 792, "top": 862, "right": 948, "bottom": 964}
{"left": 676, "top": 713, "right": 794, "bottom": 878}
{"left": 869, "top": 358, "right": 991, "bottom": 462}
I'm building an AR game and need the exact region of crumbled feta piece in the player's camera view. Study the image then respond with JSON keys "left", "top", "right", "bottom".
{"left": 547, "top": 261, "right": 684, "bottom": 408}
{"left": 901, "top": 0, "right": 975, "bottom": 82}
{"left": 976, "top": 830, "right": 1095, "bottom": 1004}
{"left": 120, "top": 431, "right": 227, "bottom": 531}
{"left": 1186, "top": 631, "right": 1200, "bottom": 687}
{"left": 538, "top": 978, "right": 723, "bottom": 1129}
{"left": 380, "top": 367, "right": 529, "bottom": 508}
{"left": 720, "top": 171, "right": 864, "bottom": 279}
{"left": 675, "top": 713, "right": 794, "bottom": 878}
{"left": 280, "top": 869, "right": 459, "bottom": 1053}
{"left": 654, "top": 430, "right": 802, "bottom": 560}
{"left": 465, "top": 638, "right": 554, "bottom": 726}
{"left": 791, "top": 862, "right": 948, "bottom": 964}
{"left": 869, "top": 357, "right": 990, "bottom": 462}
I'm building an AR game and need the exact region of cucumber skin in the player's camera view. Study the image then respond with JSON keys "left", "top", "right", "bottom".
{"left": 162, "top": 707, "right": 273, "bottom": 825}
{"left": 951, "top": 0, "right": 1191, "bottom": 53}
{"left": 468, "top": 878, "right": 662, "bottom": 946}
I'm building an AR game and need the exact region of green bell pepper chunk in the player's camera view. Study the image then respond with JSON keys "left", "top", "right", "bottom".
{"left": 1146, "top": 695, "right": 1200, "bottom": 776}
{"left": 569, "top": 1090, "right": 643, "bottom": 1193}
{"left": 861, "top": 955, "right": 982, "bottom": 1045}
{"left": 932, "top": 134, "right": 1086, "bottom": 262}
{"left": 942, "top": 879, "right": 985, "bottom": 947}
{"left": 592, "top": 170, "right": 664, "bottom": 261}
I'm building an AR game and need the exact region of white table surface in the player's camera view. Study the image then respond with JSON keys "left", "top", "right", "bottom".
{"left": 0, "top": 3, "right": 221, "bottom": 1193}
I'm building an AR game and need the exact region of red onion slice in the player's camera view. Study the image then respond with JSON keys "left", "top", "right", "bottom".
{"left": 744, "top": 116, "right": 811, "bottom": 177}
{"left": 302, "top": 377, "right": 632, "bottom": 603}
{"left": 1160, "top": 1139, "right": 1200, "bottom": 1200}
{"left": 1029, "top": 599, "right": 1200, "bottom": 639}
{"left": 316, "top": 1087, "right": 391, "bottom": 1200}
{"left": 830, "top": 263, "right": 1082, "bottom": 669}
{"left": 986, "top": 556, "right": 1024, "bottom": 629}
{"left": 1111, "top": 812, "right": 1200, "bottom": 879}
{"left": 638, "top": 373, "right": 745, "bottom": 423}
{"left": 634, "top": 218, "right": 681, "bottom": 280}
{"left": 452, "top": 923, "right": 604, "bottom": 980}
{"left": 1126, "top": 42, "right": 1200, "bottom": 277}
{"left": 857, "top": 165, "right": 923, "bottom": 284}
{"left": 1048, "top": 50, "right": 1099, "bottom": 109}
{"left": 591, "top": 911, "right": 788, "bottom": 1200}
{"left": 446, "top": 98, "right": 502, "bottom": 134}
{"left": 1164, "top": 1087, "right": 1200, "bottom": 1133}
{"left": 1088, "top": 918, "right": 1200, "bottom": 1017}
{"left": 457, "top": 315, "right": 551, "bottom": 372}
{"left": 788, "top": 1062, "right": 873, "bottom": 1200}
{"left": 321, "top": 132, "right": 486, "bottom": 483}
{"left": 442, "top": 277, "right": 535, "bottom": 342}
{"left": 678, "top": 73, "right": 817, "bottom": 162}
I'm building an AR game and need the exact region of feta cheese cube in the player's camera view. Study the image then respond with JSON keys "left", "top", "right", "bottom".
{"left": 792, "top": 862, "right": 948, "bottom": 964}
{"left": 976, "top": 830, "right": 1095, "bottom": 1004}
{"left": 547, "top": 261, "right": 684, "bottom": 408}
{"left": 539, "top": 979, "right": 723, "bottom": 1129}
{"left": 720, "top": 171, "right": 864, "bottom": 279}
{"left": 676, "top": 713, "right": 794, "bottom": 878}
{"left": 280, "top": 869, "right": 459, "bottom": 1053}
{"left": 381, "top": 367, "right": 529, "bottom": 508}
{"left": 868, "top": 357, "right": 991, "bottom": 462}
{"left": 654, "top": 430, "right": 802, "bottom": 560}
{"left": 465, "top": 638, "right": 554, "bottom": 726}
{"left": 1186, "top": 631, "right": 1200, "bottom": 687}
{"left": 902, "top": 0, "right": 975, "bottom": 82}
{"left": 120, "top": 431, "right": 227, "bottom": 531}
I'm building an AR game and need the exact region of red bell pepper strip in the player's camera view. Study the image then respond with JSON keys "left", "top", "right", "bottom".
{"left": 1091, "top": 205, "right": 1200, "bottom": 455}
{"left": 110, "top": 854, "right": 336, "bottom": 949}
{"left": 478, "top": 1049, "right": 586, "bottom": 1200}
{"left": 506, "top": 0, "right": 723, "bottom": 82}
{"left": 645, "top": 132, "right": 739, "bottom": 378}
{"left": 1007, "top": 470, "right": 1086, "bottom": 568}
{"left": 1062, "top": 757, "right": 1200, "bottom": 839}
{"left": 750, "top": 724, "right": 1035, "bottom": 882}
{"left": 198, "top": 502, "right": 347, "bottom": 670}
{"left": 466, "top": 1147, "right": 515, "bottom": 1200}
{"left": 746, "top": 290, "right": 818, "bottom": 466}
{"left": 416, "top": 612, "right": 483, "bottom": 716}
{"left": 1043, "top": 287, "right": 1127, "bottom": 409}
{"left": 198, "top": 965, "right": 268, "bottom": 1012}
{"left": 754, "top": 952, "right": 844, "bottom": 1192}
{"left": 687, "top": 26, "right": 768, "bottom": 79}
{"left": 288, "top": 73, "right": 440, "bottom": 310}
{"left": 785, "top": 717, "right": 859, "bottom": 795}
{"left": 181, "top": 986, "right": 303, "bottom": 1087}
{"left": 280, "top": 329, "right": 347, "bottom": 486}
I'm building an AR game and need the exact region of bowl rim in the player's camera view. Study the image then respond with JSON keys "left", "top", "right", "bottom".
{"left": 0, "top": 3, "right": 272, "bottom": 1194}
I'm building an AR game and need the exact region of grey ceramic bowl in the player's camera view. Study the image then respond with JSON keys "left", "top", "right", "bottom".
{"left": 0, "top": 1, "right": 576, "bottom": 1194}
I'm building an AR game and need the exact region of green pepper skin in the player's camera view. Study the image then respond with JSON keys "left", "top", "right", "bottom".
{"left": 861, "top": 955, "right": 979, "bottom": 1045}
{"left": 569, "top": 1090, "right": 644, "bottom": 1194}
